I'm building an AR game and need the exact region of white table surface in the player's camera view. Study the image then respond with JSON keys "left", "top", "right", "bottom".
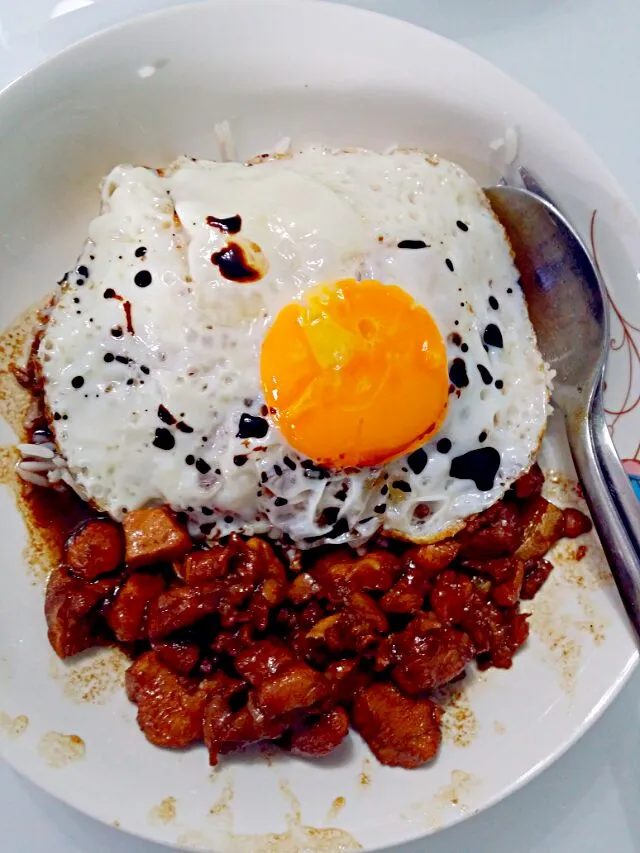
{"left": 2, "top": 0, "right": 640, "bottom": 850}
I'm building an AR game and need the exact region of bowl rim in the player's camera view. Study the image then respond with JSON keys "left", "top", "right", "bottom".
{"left": 0, "top": 1, "right": 638, "bottom": 850}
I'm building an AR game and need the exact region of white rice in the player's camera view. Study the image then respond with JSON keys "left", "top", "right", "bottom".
{"left": 489, "top": 125, "right": 519, "bottom": 166}
{"left": 16, "top": 443, "right": 54, "bottom": 460}
{"left": 214, "top": 120, "right": 237, "bottom": 162}
{"left": 16, "top": 440, "right": 60, "bottom": 488}
{"left": 16, "top": 469, "right": 50, "bottom": 488}
{"left": 30, "top": 432, "right": 54, "bottom": 446}
{"left": 18, "top": 460, "right": 56, "bottom": 473}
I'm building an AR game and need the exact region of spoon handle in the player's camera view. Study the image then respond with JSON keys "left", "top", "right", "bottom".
{"left": 565, "top": 399, "right": 640, "bottom": 638}
{"left": 590, "top": 384, "right": 640, "bottom": 555}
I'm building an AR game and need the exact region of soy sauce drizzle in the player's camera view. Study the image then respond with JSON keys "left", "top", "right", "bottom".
{"left": 450, "top": 447, "right": 501, "bottom": 491}
{"left": 102, "top": 287, "right": 134, "bottom": 333}
{"left": 206, "top": 214, "right": 242, "bottom": 234}
{"left": 211, "top": 242, "right": 263, "bottom": 283}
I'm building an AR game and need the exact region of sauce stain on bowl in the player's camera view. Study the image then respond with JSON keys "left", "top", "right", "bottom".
{"left": 38, "top": 731, "right": 86, "bottom": 767}
{"left": 438, "top": 685, "right": 478, "bottom": 749}
{"left": 51, "top": 646, "right": 129, "bottom": 704}
{"left": 179, "top": 778, "right": 361, "bottom": 853}
{"left": 326, "top": 796, "right": 346, "bottom": 823}
{"left": 403, "top": 769, "right": 481, "bottom": 830}
{"left": 0, "top": 712, "right": 29, "bottom": 739}
{"left": 149, "top": 796, "right": 177, "bottom": 825}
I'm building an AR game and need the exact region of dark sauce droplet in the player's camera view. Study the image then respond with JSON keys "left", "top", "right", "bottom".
{"left": 450, "top": 332, "right": 462, "bottom": 347}
{"left": 326, "top": 517, "right": 349, "bottom": 540}
{"left": 436, "top": 438, "right": 452, "bottom": 454}
{"left": 157, "top": 405, "right": 176, "bottom": 425}
{"left": 495, "top": 379, "right": 504, "bottom": 390}
{"left": 461, "top": 343, "right": 469, "bottom": 353}
{"left": 392, "top": 480, "right": 411, "bottom": 493}
{"left": 153, "top": 427, "right": 175, "bottom": 451}
{"left": 407, "top": 448, "right": 428, "bottom": 475}
{"left": 274, "top": 497, "right": 288, "bottom": 507}
{"left": 196, "top": 458, "right": 212, "bottom": 474}
{"left": 233, "top": 455, "right": 248, "bottom": 467}
{"left": 456, "top": 220, "right": 469, "bottom": 232}
{"left": 77, "top": 265, "right": 89, "bottom": 278}
{"left": 319, "top": 506, "right": 339, "bottom": 526}
{"left": 449, "top": 358, "right": 469, "bottom": 388}
{"left": 483, "top": 323, "right": 503, "bottom": 349}
{"left": 135, "top": 246, "right": 147, "bottom": 258}
{"left": 445, "top": 258, "right": 455, "bottom": 272}
{"left": 488, "top": 296, "right": 499, "bottom": 310}
{"left": 111, "top": 326, "right": 123, "bottom": 338}
{"left": 134, "top": 270, "right": 152, "bottom": 288}
{"left": 450, "top": 447, "right": 501, "bottom": 491}
{"left": 237, "top": 413, "right": 269, "bottom": 439}
{"left": 212, "top": 243, "right": 262, "bottom": 283}
{"left": 397, "top": 239, "right": 428, "bottom": 249}
{"left": 301, "top": 459, "right": 329, "bottom": 480}
{"left": 478, "top": 431, "right": 487, "bottom": 443}
{"left": 206, "top": 214, "right": 242, "bottom": 234}
{"left": 71, "top": 376, "right": 84, "bottom": 389}
{"left": 477, "top": 364, "right": 493, "bottom": 385}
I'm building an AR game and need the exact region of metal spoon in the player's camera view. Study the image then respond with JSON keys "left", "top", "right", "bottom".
{"left": 485, "top": 183, "right": 640, "bottom": 638}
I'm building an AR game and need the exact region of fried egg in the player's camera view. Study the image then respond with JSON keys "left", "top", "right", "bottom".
{"left": 38, "top": 147, "right": 550, "bottom": 548}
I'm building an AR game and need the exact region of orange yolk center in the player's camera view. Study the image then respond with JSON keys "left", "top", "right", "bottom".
{"left": 260, "top": 278, "right": 449, "bottom": 468}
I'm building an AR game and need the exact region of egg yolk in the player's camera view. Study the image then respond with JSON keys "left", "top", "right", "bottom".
{"left": 260, "top": 278, "right": 449, "bottom": 468}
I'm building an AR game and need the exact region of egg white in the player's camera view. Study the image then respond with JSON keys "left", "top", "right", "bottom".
{"left": 38, "top": 148, "right": 550, "bottom": 548}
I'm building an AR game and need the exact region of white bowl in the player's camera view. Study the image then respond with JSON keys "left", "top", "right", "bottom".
{"left": 1, "top": 1, "right": 639, "bottom": 850}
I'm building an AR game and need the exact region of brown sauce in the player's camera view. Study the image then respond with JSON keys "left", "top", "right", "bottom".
{"left": 0, "top": 301, "right": 94, "bottom": 581}
{"left": 206, "top": 214, "right": 242, "bottom": 234}
{"left": 211, "top": 240, "right": 266, "bottom": 283}
{"left": 19, "top": 474, "right": 93, "bottom": 571}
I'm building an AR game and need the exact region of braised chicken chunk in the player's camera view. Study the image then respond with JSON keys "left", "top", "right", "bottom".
{"left": 43, "top": 467, "right": 593, "bottom": 770}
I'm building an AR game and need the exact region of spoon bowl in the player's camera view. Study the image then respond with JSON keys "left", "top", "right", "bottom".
{"left": 485, "top": 186, "right": 606, "bottom": 398}
{"left": 486, "top": 183, "right": 640, "bottom": 636}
